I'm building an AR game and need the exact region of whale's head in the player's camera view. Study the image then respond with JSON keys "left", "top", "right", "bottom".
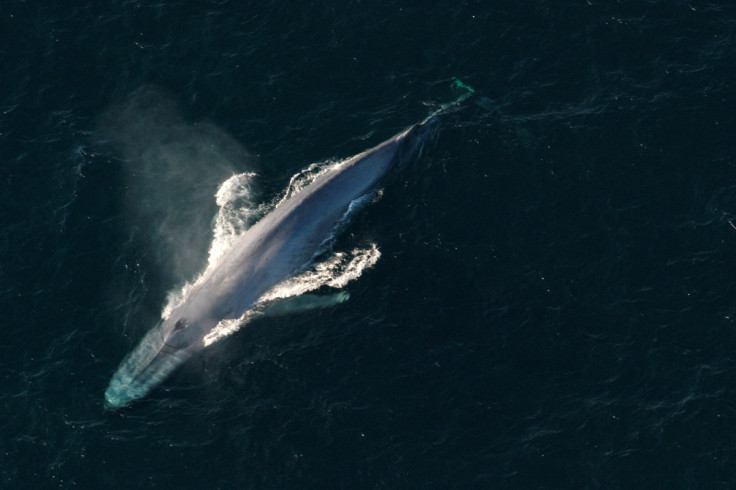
{"left": 104, "top": 312, "right": 217, "bottom": 409}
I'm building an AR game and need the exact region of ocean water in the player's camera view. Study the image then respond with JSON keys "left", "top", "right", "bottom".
{"left": 2, "top": 1, "right": 736, "bottom": 487}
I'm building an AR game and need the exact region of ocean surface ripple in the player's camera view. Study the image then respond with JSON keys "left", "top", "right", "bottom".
{"left": 2, "top": 1, "right": 736, "bottom": 487}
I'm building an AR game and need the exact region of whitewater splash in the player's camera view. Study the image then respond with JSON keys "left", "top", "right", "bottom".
{"left": 203, "top": 244, "right": 380, "bottom": 346}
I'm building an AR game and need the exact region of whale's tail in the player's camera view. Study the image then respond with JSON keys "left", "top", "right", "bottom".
{"left": 451, "top": 77, "right": 493, "bottom": 111}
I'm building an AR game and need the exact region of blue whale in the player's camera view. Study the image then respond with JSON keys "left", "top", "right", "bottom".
{"left": 104, "top": 114, "right": 438, "bottom": 408}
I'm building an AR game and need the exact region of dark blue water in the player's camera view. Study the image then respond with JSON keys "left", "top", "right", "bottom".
{"left": 3, "top": 1, "right": 736, "bottom": 487}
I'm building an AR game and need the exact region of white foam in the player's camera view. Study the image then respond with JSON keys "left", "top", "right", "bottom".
{"left": 203, "top": 316, "right": 257, "bottom": 347}
{"left": 260, "top": 244, "right": 381, "bottom": 301}
{"left": 210, "top": 172, "right": 260, "bottom": 266}
{"left": 279, "top": 160, "right": 340, "bottom": 204}
{"left": 201, "top": 244, "right": 380, "bottom": 347}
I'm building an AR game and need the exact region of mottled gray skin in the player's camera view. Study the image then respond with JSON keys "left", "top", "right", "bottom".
{"left": 105, "top": 122, "right": 427, "bottom": 408}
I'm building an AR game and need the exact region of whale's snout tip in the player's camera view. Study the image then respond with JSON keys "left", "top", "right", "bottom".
{"left": 103, "top": 382, "right": 130, "bottom": 410}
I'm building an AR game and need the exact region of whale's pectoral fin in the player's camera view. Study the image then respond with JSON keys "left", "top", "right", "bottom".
{"left": 256, "top": 292, "right": 350, "bottom": 317}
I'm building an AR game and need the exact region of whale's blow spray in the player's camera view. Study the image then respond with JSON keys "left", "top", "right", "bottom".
{"left": 99, "top": 86, "right": 253, "bottom": 286}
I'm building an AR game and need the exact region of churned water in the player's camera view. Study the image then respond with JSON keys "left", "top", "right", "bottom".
{"left": 2, "top": 1, "right": 736, "bottom": 487}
